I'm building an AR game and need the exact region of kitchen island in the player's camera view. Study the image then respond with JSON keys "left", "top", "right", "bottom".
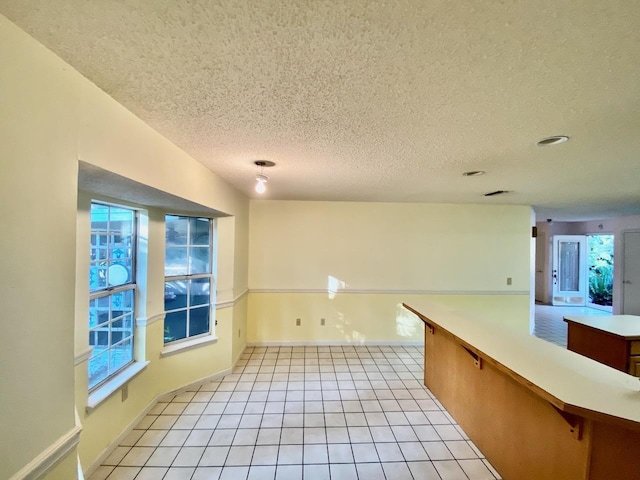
{"left": 564, "top": 314, "right": 640, "bottom": 376}
{"left": 403, "top": 300, "right": 640, "bottom": 480}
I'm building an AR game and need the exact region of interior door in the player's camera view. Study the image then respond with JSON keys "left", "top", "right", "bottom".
{"left": 623, "top": 231, "right": 640, "bottom": 314}
{"left": 552, "top": 235, "right": 587, "bottom": 306}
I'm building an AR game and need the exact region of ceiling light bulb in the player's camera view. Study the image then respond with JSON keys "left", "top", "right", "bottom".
{"left": 255, "top": 173, "right": 268, "bottom": 193}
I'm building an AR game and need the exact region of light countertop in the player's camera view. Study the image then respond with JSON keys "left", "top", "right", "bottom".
{"left": 564, "top": 315, "right": 640, "bottom": 340}
{"left": 403, "top": 300, "right": 640, "bottom": 427}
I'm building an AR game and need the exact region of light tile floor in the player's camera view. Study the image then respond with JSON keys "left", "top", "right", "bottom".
{"left": 532, "top": 304, "right": 610, "bottom": 347}
{"left": 89, "top": 346, "right": 500, "bottom": 480}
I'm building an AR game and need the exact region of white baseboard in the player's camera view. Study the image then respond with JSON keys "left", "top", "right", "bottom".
{"left": 246, "top": 340, "right": 424, "bottom": 347}
{"left": 158, "top": 367, "right": 233, "bottom": 402}
{"left": 84, "top": 356, "right": 243, "bottom": 476}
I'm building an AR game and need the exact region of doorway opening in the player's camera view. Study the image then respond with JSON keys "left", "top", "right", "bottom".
{"left": 587, "top": 234, "right": 614, "bottom": 311}
{"left": 551, "top": 234, "right": 614, "bottom": 309}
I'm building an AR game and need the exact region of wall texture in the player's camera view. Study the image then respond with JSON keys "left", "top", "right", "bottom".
{"left": 1, "top": 14, "right": 249, "bottom": 478}
{"left": 0, "top": 14, "right": 79, "bottom": 480}
{"left": 248, "top": 201, "right": 533, "bottom": 343}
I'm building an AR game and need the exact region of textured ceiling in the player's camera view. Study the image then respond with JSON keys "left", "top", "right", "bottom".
{"left": 2, "top": 0, "right": 640, "bottom": 220}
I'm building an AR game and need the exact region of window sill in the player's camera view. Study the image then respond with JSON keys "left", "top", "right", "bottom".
{"left": 161, "top": 335, "right": 218, "bottom": 358}
{"left": 86, "top": 361, "right": 149, "bottom": 413}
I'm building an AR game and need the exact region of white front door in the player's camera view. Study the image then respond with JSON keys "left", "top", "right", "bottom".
{"left": 552, "top": 235, "right": 587, "bottom": 306}
{"left": 623, "top": 231, "right": 640, "bottom": 314}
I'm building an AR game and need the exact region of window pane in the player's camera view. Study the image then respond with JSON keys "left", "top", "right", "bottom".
{"left": 90, "top": 263, "right": 108, "bottom": 291}
{"left": 166, "top": 215, "right": 188, "bottom": 245}
{"left": 111, "top": 289, "right": 134, "bottom": 316}
{"left": 165, "top": 247, "right": 188, "bottom": 276}
{"left": 110, "top": 338, "right": 133, "bottom": 374}
{"left": 89, "top": 297, "right": 109, "bottom": 328}
{"left": 190, "top": 218, "right": 210, "bottom": 245}
{"left": 91, "top": 203, "right": 135, "bottom": 291}
{"left": 88, "top": 349, "right": 109, "bottom": 389}
{"left": 165, "top": 281, "right": 188, "bottom": 311}
{"left": 189, "top": 306, "right": 210, "bottom": 337}
{"left": 89, "top": 202, "right": 137, "bottom": 390}
{"left": 165, "top": 310, "right": 187, "bottom": 343}
{"left": 189, "top": 246, "right": 210, "bottom": 274}
{"left": 91, "top": 203, "right": 109, "bottom": 225}
{"left": 89, "top": 325, "right": 109, "bottom": 348}
{"left": 111, "top": 317, "right": 133, "bottom": 344}
{"left": 190, "top": 278, "right": 210, "bottom": 307}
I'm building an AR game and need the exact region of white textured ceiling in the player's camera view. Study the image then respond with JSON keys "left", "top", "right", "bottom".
{"left": 2, "top": 0, "right": 640, "bottom": 220}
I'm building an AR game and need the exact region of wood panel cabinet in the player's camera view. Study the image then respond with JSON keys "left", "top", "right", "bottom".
{"left": 564, "top": 316, "right": 640, "bottom": 377}
{"left": 404, "top": 302, "right": 640, "bottom": 480}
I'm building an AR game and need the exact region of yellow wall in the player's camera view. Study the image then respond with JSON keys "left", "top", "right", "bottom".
{"left": 248, "top": 292, "right": 531, "bottom": 344}
{"left": 42, "top": 454, "right": 79, "bottom": 480}
{"left": 0, "top": 15, "right": 78, "bottom": 479}
{"left": 2, "top": 12, "right": 533, "bottom": 479}
{"left": 1, "top": 14, "right": 249, "bottom": 478}
{"left": 249, "top": 201, "right": 532, "bottom": 291}
{"left": 248, "top": 201, "right": 533, "bottom": 343}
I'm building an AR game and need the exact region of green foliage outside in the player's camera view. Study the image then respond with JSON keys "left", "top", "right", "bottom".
{"left": 588, "top": 235, "right": 614, "bottom": 306}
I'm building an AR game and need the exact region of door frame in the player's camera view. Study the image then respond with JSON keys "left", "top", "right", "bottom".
{"left": 552, "top": 235, "right": 587, "bottom": 306}
{"left": 622, "top": 229, "right": 640, "bottom": 315}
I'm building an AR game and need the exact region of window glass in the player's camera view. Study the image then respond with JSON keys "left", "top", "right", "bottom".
{"left": 88, "top": 203, "right": 136, "bottom": 389}
{"left": 164, "top": 215, "right": 214, "bottom": 344}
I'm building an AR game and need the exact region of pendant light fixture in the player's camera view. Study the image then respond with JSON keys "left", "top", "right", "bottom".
{"left": 254, "top": 160, "right": 275, "bottom": 194}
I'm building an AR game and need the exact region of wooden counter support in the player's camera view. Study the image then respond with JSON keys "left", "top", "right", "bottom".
{"left": 403, "top": 302, "right": 640, "bottom": 480}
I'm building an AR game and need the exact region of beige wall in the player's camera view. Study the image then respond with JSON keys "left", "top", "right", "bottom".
{"left": 2, "top": 11, "right": 534, "bottom": 479}
{"left": 0, "top": 15, "right": 79, "bottom": 480}
{"left": 248, "top": 201, "right": 533, "bottom": 342}
{"left": 1, "top": 14, "right": 249, "bottom": 478}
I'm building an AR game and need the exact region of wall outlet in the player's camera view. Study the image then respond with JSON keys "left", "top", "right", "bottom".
{"left": 507, "top": 277, "right": 512, "bottom": 286}
{"left": 238, "top": 328, "right": 241, "bottom": 338}
{"left": 320, "top": 318, "right": 325, "bottom": 326}
{"left": 296, "top": 318, "right": 301, "bottom": 326}
{"left": 121, "top": 384, "right": 128, "bottom": 402}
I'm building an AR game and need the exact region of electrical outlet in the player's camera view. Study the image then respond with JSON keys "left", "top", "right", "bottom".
{"left": 320, "top": 318, "right": 325, "bottom": 326}
{"left": 296, "top": 318, "right": 301, "bottom": 326}
{"left": 507, "top": 277, "right": 512, "bottom": 286}
{"left": 121, "top": 384, "right": 128, "bottom": 402}
{"left": 238, "top": 328, "right": 241, "bottom": 338}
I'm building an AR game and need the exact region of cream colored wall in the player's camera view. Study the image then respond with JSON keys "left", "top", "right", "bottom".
{"left": 41, "top": 454, "right": 79, "bottom": 480}
{"left": 248, "top": 292, "right": 531, "bottom": 344}
{"left": 73, "top": 103, "right": 249, "bottom": 473}
{"left": 231, "top": 295, "right": 249, "bottom": 362}
{"left": 1, "top": 14, "right": 250, "bottom": 478}
{"left": 250, "top": 201, "right": 531, "bottom": 291}
{"left": 0, "top": 15, "right": 78, "bottom": 480}
{"left": 248, "top": 201, "right": 533, "bottom": 342}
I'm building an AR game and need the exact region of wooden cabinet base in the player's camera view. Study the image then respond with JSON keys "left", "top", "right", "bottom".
{"left": 424, "top": 324, "right": 640, "bottom": 480}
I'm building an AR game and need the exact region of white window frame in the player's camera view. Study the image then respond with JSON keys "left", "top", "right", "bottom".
{"left": 88, "top": 202, "right": 137, "bottom": 392}
{"left": 163, "top": 215, "right": 216, "bottom": 347}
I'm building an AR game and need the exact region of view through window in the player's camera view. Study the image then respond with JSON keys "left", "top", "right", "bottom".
{"left": 88, "top": 203, "right": 136, "bottom": 389}
{"left": 164, "top": 215, "right": 214, "bottom": 343}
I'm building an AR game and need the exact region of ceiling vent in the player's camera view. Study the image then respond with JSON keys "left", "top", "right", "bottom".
{"left": 484, "top": 190, "right": 510, "bottom": 197}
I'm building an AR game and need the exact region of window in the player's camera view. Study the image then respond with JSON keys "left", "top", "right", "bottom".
{"left": 88, "top": 203, "right": 136, "bottom": 389}
{"left": 164, "top": 215, "right": 214, "bottom": 343}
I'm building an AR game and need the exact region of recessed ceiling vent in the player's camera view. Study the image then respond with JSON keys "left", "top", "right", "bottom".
{"left": 537, "top": 135, "right": 569, "bottom": 146}
{"left": 484, "top": 190, "right": 510, "bottom": 197}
